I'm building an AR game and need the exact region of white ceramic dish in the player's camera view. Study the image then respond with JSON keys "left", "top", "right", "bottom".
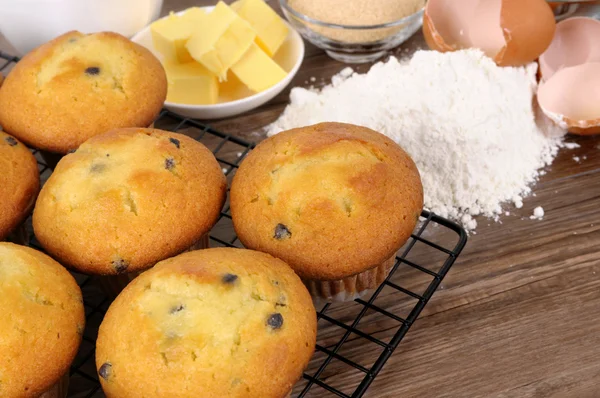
{"left": 131, "top": 7, "right": 305, "bottom": 120}
{"left": 0, "top": 0, "right": 163, "bottom": 55}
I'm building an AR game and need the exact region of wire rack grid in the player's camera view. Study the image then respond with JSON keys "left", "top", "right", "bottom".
{"left": 1, "top": 51, "right": 468, "bottom": 398}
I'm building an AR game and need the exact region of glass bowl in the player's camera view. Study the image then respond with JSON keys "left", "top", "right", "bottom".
{"left": 279, "top": 0, "right": 424, "bottom": 63}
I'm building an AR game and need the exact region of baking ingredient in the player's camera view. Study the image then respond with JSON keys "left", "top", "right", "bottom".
{"left": 150, "top": 8, "right": 207, "bottom": 63}
{"left": 163, "top": 61, "right": 218, "bottom": 105}
{"left": 267, "top": 49, "right": 566, "bottom": 230}
{"left": 150, "top": 13, "right": 196, "bottom": 63}
{"left": 150, "top": 8, "right": 208, "bottom": 64}
{"left": 538, "top": 62, "right": 600, "bottom": 135}
{"left": 423, "top": 0, "right": 556, "bottom": 67}
{"left": 180, "top": 7, "right": 207, "bottom": 24}
{"left": 530, "top": 206, "right": 545, "bottom": 220}
{"left": 539, "top": 17, "right": 600, "bottom": 82}
{"left": 231, "top": 43, "right": 287, "bottom": 93}
{"left": 186, "top": 2, "right": 256, "bottom": 80}
{"left": 288, "top": 0, "right": 424, "bottom": 26}
{"left": 287, "top": 0, "right": 424, "bottom": 43}
{"left": 232, "top": 0, "right": 289, "bottom": 57}
{"left": 220, "top": 71, "right": 254, "bottom": 102}
{"left": 149, "top": 1, "right": 289, "bottom": 105}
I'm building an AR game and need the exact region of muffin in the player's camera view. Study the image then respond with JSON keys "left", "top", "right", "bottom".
{"left": 0, "top": 131, "right": 40, "bottom": 243}
{"left": 230, "top": 122, "right": 424, "bottom": 302}
{"left": 96, "top": 247, "right": 317, "bottom": 398}
{"left": 0, "top": 31, "right": 167, "bottom": 155}
{"left": 33, "top": 128, "right": 226, "bottom": 295}
{"left": 0, "top": 242, "right": 85, "bottom": 398}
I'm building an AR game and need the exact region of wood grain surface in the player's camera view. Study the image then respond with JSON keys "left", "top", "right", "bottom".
{"left": 2, "top": 1, "right": 600, "bottom": 397}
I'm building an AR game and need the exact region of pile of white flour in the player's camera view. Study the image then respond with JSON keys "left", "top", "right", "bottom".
{"left": 267, "top": 49, "right": 566, "bottom": 231}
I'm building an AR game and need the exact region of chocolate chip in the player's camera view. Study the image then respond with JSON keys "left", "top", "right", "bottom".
{"left": 98, "top": 362, "right": 112, "bottom": 380}
{"left": 106, "top": 153, "right": 110, "bottom": 157}
{"left": 85, "top": 67, "right": 100, "bottom": 75}
{"left": 274, "top": 224, "right": 291, "bottom": 240}
{"left": 169, "top": 138, "right": 180, "bottom": 149}
{"left": 267, "top": 313, "right": 283, "bottom": 330}
{"left": 111, "top": 259, "right": 129, "bottom": 274}
{"left": 222, "top": 273, "right": 238, "bottom": 284}
{"left": 90, "top": 163, "right": 105, "bottom": 173}
{"left": 4, "top": 136, "right": 17, "bottom": 146}
{"left": 165, "top": 157, "right": 175, "bottom": 170}
{"left": 169, "top": 304, "right": 185, "bottom": 314}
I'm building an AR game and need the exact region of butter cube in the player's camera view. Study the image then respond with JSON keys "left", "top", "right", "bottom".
{"left": 185, "top": 2, "right": 256, "bottom": 80}
{"left": 231, "top": 0, "right": 289, "bottom": 57}
{"left": 180, "top": 7, "right": 207, "bottom": 24}
{"left": 219, "top": 71, "right": 254, "bottom": 102}
{"left": 231, "top": 43, "right": 287, "bottom": 92}
{"left": 151, "top": 13, "right": 196, "bottom": 63}
{"left": 164, "top": 62, "right": 218, "bottom": 105}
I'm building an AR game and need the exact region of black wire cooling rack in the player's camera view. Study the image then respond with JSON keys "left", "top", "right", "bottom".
{"left": 2, "top": 51, "right": 468, "bottom": 398}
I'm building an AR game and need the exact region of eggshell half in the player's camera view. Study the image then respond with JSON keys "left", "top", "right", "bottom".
{"left": 538, "top": 62, "right": 600, "bottom": 135}
{"left": 423, "top": 0, "right": 556, "bottom": 67}
{"left": 495, "top": 0, "right": 556, "bottom": 66}
{"left": 423, "top": 0, "right": 482, "bottom": 53}
{"left": 539, "top": 17, "right": 600, "bottom": 82}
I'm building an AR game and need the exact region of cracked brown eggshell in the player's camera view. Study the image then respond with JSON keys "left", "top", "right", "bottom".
{"left": 539, "top": 17, "right": 600, "bottom": 82}
{"left": 538, "top": 62, "right": 600, "bottom": 135}
{"left": 423, "top": 0, "right": 556, "bottom": 67}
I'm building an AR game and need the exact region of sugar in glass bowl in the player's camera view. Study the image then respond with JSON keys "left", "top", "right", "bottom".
{"left": 279, "top": 0, "right": 424, "bottom": 63}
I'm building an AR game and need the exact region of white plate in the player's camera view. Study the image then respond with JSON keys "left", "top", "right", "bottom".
{"left": 131, "top": 7, "right": 305, "bottom": 120}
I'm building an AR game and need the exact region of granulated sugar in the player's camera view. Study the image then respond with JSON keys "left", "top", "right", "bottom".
{"left": 288, "top": 0, "right": 424, "bottom": 26}
{"left": 267, "top": 49, "right": 566, "bottom": 231}
{"left": 287, "top": 0, "right": 425, "bottom": 43}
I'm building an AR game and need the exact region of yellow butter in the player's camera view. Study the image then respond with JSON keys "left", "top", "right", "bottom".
{"left": 231, "top": 0, "right": 289, "bottom": 57}
{"left": 151, "top": 13, "right": 196, "bottom": 63}
{"left": 231, "top": 43, "right": 287, "bottom": 93}
{"left": 186, "top": 2, "right": 256, "bottom": 80}
{"left": 180, "top": 7, "right": 207, "bottom": 24}
{"left": 219, "top": 71, "right": 254, "bottom": 102}
{"left": 164, "top": 61, "right": 218, "bottom": 105}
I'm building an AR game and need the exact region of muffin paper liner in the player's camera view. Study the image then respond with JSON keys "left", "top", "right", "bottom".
{"left": 38, "top": 372, "right": 69, "bottom": 398}
{"left": 96, "top": 233, "right": 210, "bottom": 299}
{"left": 304, "top": 254, "right": 397, "bottom": 304}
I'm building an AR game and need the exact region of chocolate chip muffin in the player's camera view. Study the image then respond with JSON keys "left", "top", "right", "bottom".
{"left": 0, "top": 31, "right": 167, "bottom": 154}
{"left": 33, "top": 128, "right": 226, "bottom": 281}
{"left": 0, "top": 242, "right": 85, "bottom": 398}
{"left": 0, "top": 131, "right": 39, "bottom": 243}
{"left": 230, "top": 122, "right": 424, "bottom": 302}
{"left": 96, "top": 248, "right": 316, "bottom": 398}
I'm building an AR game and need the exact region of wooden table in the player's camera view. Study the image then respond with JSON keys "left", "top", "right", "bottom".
{"left": 2, "top": 1, "right": 600, "bottom": 397}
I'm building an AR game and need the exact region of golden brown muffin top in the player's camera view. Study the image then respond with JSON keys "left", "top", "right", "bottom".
{"left": 0, "top": 131, "right": 40, "bottom": 240}
{"left": 0, "top": 243, "right": 85, "bottom": 398}
{"left": 96, "top": 248, "right": 316, "bottom": 398}
{"left": 33, "top": 128, "right": 227, "bottom": 275}
{"left": 231, "top": 122, "right": 424, "bottom": 281}
{"left": 0, "top": 31, "right": 167, "bottom": 154}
